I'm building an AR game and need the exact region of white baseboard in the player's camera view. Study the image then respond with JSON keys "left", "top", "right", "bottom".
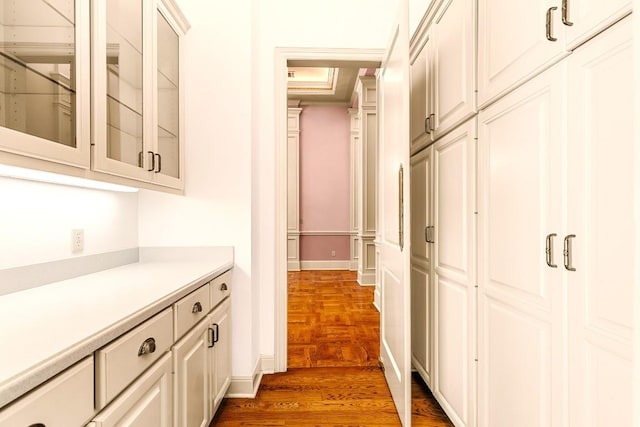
{"left": 300, "top": 260, "right": 351, "bottom": 270}
{"left": 349, "top": 260, "right": 358, "bottom": 271}
{"left": 357, "top": 271, "right": 376, "bottom": 286}
{"left": 287, "top": 260, "right": 300, "bottom": 271}
{"left": 226, "top": 354, "right": 274, "bottom": 398}
{"left": 261, "top": 354, "right": 275, "bottom": 374}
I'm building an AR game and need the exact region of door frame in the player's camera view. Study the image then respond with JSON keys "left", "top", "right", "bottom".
{"left": 274, "top": 47, "right": 385, "bottom": 373}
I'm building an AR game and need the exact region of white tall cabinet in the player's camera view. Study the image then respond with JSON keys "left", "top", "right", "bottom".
{"left": 565, "top": 17, "right": 633, "bottom": 426}
{"left": 477, "top": 14, "right": 633, "bottom": 427}
{"left": 411, "top": 0, "right": 634, "bottom": 425}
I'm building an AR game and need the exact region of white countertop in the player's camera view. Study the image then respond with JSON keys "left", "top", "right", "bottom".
{"left": 0, "top": 248, "right": 233, "bottom": 408}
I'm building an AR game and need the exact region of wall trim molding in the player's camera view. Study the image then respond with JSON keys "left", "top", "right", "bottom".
{"left": 226, "top": 355, "right": 272, "bottom": 398}
{"left": 357, "top": 271, "right": 376, "bottom": 286}
{"left": 299, "top": 260, "right": 351, "bottom": 270}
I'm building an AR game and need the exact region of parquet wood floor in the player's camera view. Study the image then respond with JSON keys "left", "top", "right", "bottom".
{"left": 210, "top": 270, "right": 453, "bottom": 426}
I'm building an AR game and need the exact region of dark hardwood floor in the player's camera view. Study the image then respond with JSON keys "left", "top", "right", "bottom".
{"left": 211, "top": 270, "right": 453, "bottom": 426}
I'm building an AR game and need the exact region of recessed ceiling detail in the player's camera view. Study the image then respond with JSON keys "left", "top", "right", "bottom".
{"left": 287, "top": 67, "right": 338, "bottom": 95}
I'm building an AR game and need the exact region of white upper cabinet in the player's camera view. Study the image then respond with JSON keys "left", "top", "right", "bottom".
{"left": 410, "top": 30, "right": 433, "bottom": 153}
{"left": 92, "top": 0, "right": 187, "bottom": 189}
{"left": 0, "top": 0, "right": 90, "bottom": 167}
{"left": 562, "top": 0, "right": 632, "bottom": 49}
{"left": 430, "top": 0, "right": 476, "bottom": 140}
{"left": 477, "top": 0, "right": 568, "bottom": 108}
{"left": 410, "top": 0, "right": 475, "bottom": 152}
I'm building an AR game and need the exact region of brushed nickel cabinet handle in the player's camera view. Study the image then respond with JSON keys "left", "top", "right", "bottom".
{"left": 220, "top": 282, "right": 228, "bottom": 291}
{"left": 546, "top": 7, "right": 558, "bottom": 41}
{"left": 425, "top": 116, "right": 431, "bottom": 134}
{"left": 545, "top": 233, "right": 558, "bottom": 268}
{"left": 562, "top": 0, "right": 573, "bottom": 26}
{"left": 192, "top": 301, "right": 203, "bottom": 313}
{"left": 212, "top": 323, "right": 220, "bottom": 344}
{"left": 563, "top": 234, "right": 577, "bottom": 271}
{"left": 137, "top": 337, "right": 156, "bottom": 356}
{"left": 429, "top": 113, "right": 435, "bottom": 131}
{"left": 399, "top": 164, "right": 404, "bottom": 251}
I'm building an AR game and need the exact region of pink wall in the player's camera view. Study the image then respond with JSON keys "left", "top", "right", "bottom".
{"left": 298, "top": 105, "right": 350, "bottom": 261}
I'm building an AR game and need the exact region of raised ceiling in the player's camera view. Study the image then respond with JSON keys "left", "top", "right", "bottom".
{"left": 287, "top": 61, "right": 380, "bottom": 106}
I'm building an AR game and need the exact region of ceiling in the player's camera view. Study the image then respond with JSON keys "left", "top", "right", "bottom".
{"left": 287, "top": 61, "right": 380, "bottom": 106}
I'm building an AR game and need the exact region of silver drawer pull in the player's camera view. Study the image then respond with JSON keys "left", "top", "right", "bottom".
{"left": 220, "top": 282, "right": 228, "bottom": 291}
{"left": 192, "top": 301, "right": 203, "bottom": 313}
{"left": 138, "top": 337, "right": 156, "bottom": 356}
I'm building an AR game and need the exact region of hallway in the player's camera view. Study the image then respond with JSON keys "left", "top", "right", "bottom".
{"left": 211, "top": 271, "right": 452, "bottom": 426}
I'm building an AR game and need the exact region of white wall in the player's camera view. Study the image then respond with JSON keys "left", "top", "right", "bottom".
{"left": 0, "top": 177, "right": 138, "bottom": 270}
{"left": 138, "top": 0, "right": 399, "bottom": 380}
{"left": 137, "top": 0, "right": 256, "bottom": 378}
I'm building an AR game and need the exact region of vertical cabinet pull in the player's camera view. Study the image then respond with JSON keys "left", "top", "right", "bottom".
{"left": 207, "top": 327, "right": 215, "bottom": 348}
{"left": 545, "top": 233, "right": 558, "bottom": 268}
{"left": 562, "top": 0, "right": 573, "bottom": 26}
{"left": 213, "top": 323, "right": 220, "bottom": 344}
{"left": 429, "top": 113, "right": 435, "bottom": 131}
{"left": 398, "top": 164, "right": 404, "bottom": 251}
{"left": 147, "top": 151, "right": 155, "bottom": 172}
{"left": 563, "top": 234, "right": 576, "bottom": 271}
{"left": 155, "top": 153, "right": 162, "bottom": 173}
{"left": 424, "top": 226, "right": 435, "bottom": 244}
{"left": 546, "top": 7, "right": 558, "bottom": 41}
{"left": 425, "top": 116, "right": 431, "bottom": 134}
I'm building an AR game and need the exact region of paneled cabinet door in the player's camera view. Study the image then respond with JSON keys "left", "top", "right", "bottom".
{"left": 432, "top": 118, "right": 476, "bottom": 427}
{"left": 562, "top": 0, "right": 632, "bottom": 49}
{"left": 477, "top": 0, "right": 568, "bottom": 108}
{"left": 173, "top": 317, "right": 210, "bottom": 427}
{"left": 410, "top": 146, "right": 433, "bottom": 387}
{"left": 0, "top": 0, "right": 90, "bottom": 168}
{"left": 478, "top": 63, "right": 565, "bottom": 427}
{"left": 566, "top": 17, "right": 633, "bottom": 426}
{"left": 90, "top": 353, "right": 173, "bottom": 427}
{"left": 431, "top": 0, "right": 476, "bottom": 140}
{"left": 410, "top": 30, "right": 433, "bottom": 154}
{"left": 209, "top": 299, "right": 232, "bottom": 412}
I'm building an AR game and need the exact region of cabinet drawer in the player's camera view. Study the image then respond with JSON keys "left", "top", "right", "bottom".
{"left": 0, "top": 357, "right": 94, "bottom": 427}
{"left": 210, "top": 270, "right": 231, "bottom": 309}
{"left": 174, "top": 283, "right": 211, "bottom": 340}
{"left": 95, "top": 307, "right": 173, "bottom": 409}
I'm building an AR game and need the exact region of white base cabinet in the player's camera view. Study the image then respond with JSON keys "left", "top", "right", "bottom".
{"left": 0, "top": 357, "right": 94, "bottom": 427}
{"left": 209, "top": 298, "right": 232, "bottom": 413}
{"left": 88, "top": 353, "right": 173, "bottom": 427}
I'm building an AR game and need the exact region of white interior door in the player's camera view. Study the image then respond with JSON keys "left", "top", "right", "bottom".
{"left": 378, "top": 1, "right": 412, "bottom": 425}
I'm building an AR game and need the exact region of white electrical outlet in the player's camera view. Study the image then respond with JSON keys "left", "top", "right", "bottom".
{"left": 72, "top": 229, "right": 84, "bottom": 253}
{"left": 331, "top": 250, "right": 336, "bottom": 257}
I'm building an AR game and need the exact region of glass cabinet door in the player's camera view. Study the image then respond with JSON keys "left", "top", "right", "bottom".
{"left": 106, "top": 0, "right": 144, "bottom": 169}
{"left": 155, "top": 9, "right": 181, "bottom": 183}
{"left": 0, "top": 0, "right": 90, "bottom": 167}
{"left": 92, "top": 0, "right": 148, "bottom": 180}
